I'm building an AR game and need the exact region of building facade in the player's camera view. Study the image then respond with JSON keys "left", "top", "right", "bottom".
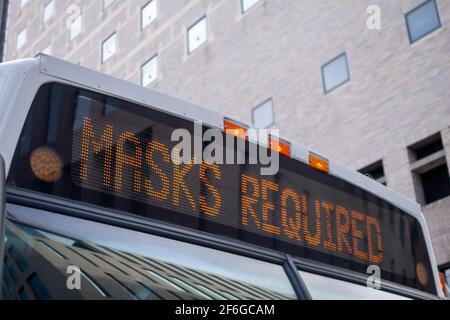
{"left": 2, "top": 0, "right": 450, "bottom": 285}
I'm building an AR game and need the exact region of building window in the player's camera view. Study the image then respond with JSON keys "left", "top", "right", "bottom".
{"left": 252, "top": 99, "right": 275, "bottom": 128}
{"left": 187, "top": 17, "right": 207, "bottom": 54}
{"left": 409, "top": 133, "right": 450, "bottom": 205}
{"left": 69, "top": 14, "right": 82, "bottom": 41}
{"left": 359, "top": 160, "right": 386, "bottom": 185}
{"left": 405, "top": 0, "right": 441, "bottom": 43}
{"left": 102, "top": 33, "right": 116, "bottom": 63}
{"left": 17, "top": 29, "right": 27, "bottom": 50}
{"left": 103, "top": 0, "right": 114, "bottom": 10}
{"left": 321, "top": 52, "right": 350, "bottom": 94}
{"left": 43, "top": 1, "right": 55, "bottom": 23}
{"left": 141, "top": 0, "right": 157, "bottom": 30}
{"left": 20, "top": 0, "right": 29, "bottom": 9}
{"left": 420, "top": 165, "right": 450, "bottom": 204}
{"left": 241, "top": 0, "right": 260, "bottom": 13}
{"left": 411, "top": 134, "right": 444, "bottom": 161}
{"left": 141, "top": 55, "right": 158, "bottom": 87}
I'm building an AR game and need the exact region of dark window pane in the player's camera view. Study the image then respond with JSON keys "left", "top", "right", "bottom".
{"left": 359, "top": 161, "right": 385, "bottom": 180}
{"left": 421, "top": 164, "right": 450, "bottom": 204}
{"left": 414, "top": 138, "right": 443, "bottom": 160}
{"left": 359, "top": 161, "right": 386, "bottom": 185}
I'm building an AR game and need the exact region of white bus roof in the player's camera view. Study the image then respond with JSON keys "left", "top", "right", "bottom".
{"left": 0, "top": 54, "right": 442, "bottom": 297}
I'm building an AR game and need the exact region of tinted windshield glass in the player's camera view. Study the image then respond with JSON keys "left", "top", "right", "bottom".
{"left": 298, "top": 270, "right": 410, "bottom": 300}
{"left": 1, "top": 206, "right": 296, "bottom": 300}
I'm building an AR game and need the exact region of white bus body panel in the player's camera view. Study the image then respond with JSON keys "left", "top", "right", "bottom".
{"left": 0, "top": 54, "right": 443, "bottom": 298}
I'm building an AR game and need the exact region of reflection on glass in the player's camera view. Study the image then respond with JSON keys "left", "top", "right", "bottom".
{"left": 406, "top": 0, "right": 440, "bottom": 43}
{"left": 1, "top": 212, "right": 296, "bottom": 300}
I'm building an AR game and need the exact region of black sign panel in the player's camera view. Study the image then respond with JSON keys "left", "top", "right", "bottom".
{"left": 7, "top": 83, "right": 436, "bottom": 294}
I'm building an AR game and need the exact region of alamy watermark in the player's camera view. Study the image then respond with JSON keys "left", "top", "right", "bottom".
{"left": 366, "top": 265, "right": 381, "bottom": 290}
{"left": 66, "top": 5, "right": 82, "bottom": 36}
{"left": 171, "top": 121, "right": 281, "bottom": 176}
{"left": 66, "top": 265, "right": 81, "bottom": 290}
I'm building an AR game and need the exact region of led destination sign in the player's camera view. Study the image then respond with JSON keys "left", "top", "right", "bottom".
{"left": 7, "top": 83, "right": 435, "bottom": 294}
{"left": 75, "top": 116, "right": 383, "bottom": 265}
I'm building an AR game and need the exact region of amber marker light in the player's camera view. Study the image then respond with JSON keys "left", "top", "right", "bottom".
{"left": 308, "top": 153, "right": 329, "bottom": 173}
{"left": 30, "top": 146, "right": 63, "bottom": 183}
{"left": 224, "top": 119, "right": 248, "bottom": 141}
{"left": 269, "top": 136, "right": 291, "bottom": 157}
{"left": 439, "top": 272, "right": 447, "bottom": 297}
{"left": 416, "top": 262, "right": 429, "bottom": 286}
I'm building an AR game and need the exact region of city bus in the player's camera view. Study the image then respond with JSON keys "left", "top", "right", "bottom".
{"left": 0, "top": 54, "right": 445, "bottom": 300}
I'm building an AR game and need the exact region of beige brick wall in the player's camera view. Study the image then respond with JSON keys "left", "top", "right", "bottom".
{"left": 424, "top": 196, "right": 450, "bottom": 266}
{"left": 3, "top": 0, "right": 450, "bottom": 266}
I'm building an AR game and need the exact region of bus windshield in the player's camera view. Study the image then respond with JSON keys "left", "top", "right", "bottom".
{"left": 6, "top": 82, "right": 437, "bottom": 295}
{"left": 2, "top": 207, "right": 296, "bottom": 300}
